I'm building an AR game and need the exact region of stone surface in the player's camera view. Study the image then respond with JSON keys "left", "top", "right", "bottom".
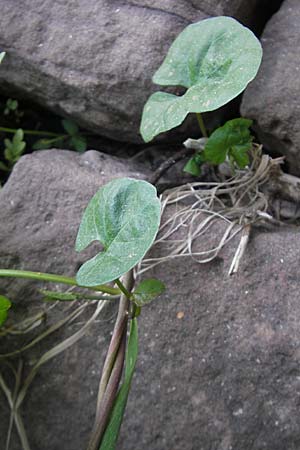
{"left": 0, "top": 0, "right": 263, "bottom": 143}
{"left": 1, "top": 150, "right": 300, "bottom": 449}
{"left": 122, "top": 226, "right": 300, "bottom": 450}
{"left": 241, "top": 0, "right": 300, "bottom": 176}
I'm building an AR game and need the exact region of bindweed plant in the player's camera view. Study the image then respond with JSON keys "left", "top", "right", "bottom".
{"left": 0, "top": 16, "right": 266, "bottom": 450}
{"left": 140, "top": 16, "right": 262, "bottom": 175}
{"left": 0, "top": 177, "right": 164, "bottom": 450}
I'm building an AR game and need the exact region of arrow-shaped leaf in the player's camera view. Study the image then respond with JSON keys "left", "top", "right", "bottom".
{"left": 76, "top": 178, "right": 161, "bottom": 287}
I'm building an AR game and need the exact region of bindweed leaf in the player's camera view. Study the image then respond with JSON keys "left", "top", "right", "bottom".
{"left": 133, "top": 279, "right": 165, "bottom": 307}
{"left": 76, "top": 178, "right": 161, "bottom": 287}
{"left": 0, "top": 52, "right": 5, "bottom": 64}
{"left": 230, "top": 145, "right": 250, "bottom": 168}
{"left": 140, "top": 91, "right": 188, "bottom": 144}
{"left": 183, "top": 156, "right": 202, "bottom": 176}
{"left": 71, "top": 135, "right": 87, "bottom": 152}
{"left": 0, "top": 295, "right": 11, "bottom": 327}
{"left": 140, "top": 16, "right": 262, "bottom": 142}
{"left": 99, "top": 318, "right": 138, "bottom": 450}
{"left": 62, "top": 119, "right": 79, "bottom": 136}
{"left": 203, "top": 118, "right": 253, "bottom": 167}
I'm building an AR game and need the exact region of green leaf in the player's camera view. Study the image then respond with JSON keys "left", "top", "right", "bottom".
{"left": 0, "top": 52, "right": 5, "bottom": 64}
{"left": 133, "top": 279, "right": 165, "bottom": 307}
{"left": 0, "top": 295, "right": 11, "bottom": 327}
{"left": 4, "top": 138, "right": 12, "bottom": 150}
{"left": 32, "top": 139, "right": 53, "bottom": 150}
{"left": 140, "top": 16, "right": 262, "bottom": 142}
{"left": 183, "top": 156, "right": 202, "bottom": 176}
{"left": 99, "top": 318, "right": 138, "bottom": 450}
{"left": 40, "top": 290, "right": 78, "bottom": 302}
{"left": 230, "top": 144, "right": 250, "bottom": 168}
{"left": 62, "top": 119, "right": 79, "bottom": 136}
{"left": 7, "top": 99, "right": 18, "bottom": 111}
{"left": 4, "top": 129, "right": 26, "bottom": 163}
{"left": 76, "top": 178, "right": 161, "bottom": 287}
{"left": 140, "top": 91, "right": 188, "bottom": 143}
{"left": 203, "top": 118, "right": 253, "bottom": 167}
{"left": 71, "top": 135, "right": 87, "bottom": 152}
{"left": 13, "top": 128, "right": 24, "bottom": 143}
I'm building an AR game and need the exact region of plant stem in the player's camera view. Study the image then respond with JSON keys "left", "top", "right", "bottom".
{"left": 0, "top": 269, "right": 120, "bottom": 295}
{"left": 0, "top": 126, "right": 64, "bottom": 137}
{"left": 196, "top": 113, "right": 208, "bottom": 138}
{"left": 87, "top": 331, "right": 126, "bottom": 450}
{"left": 87, "top": 271, "right": 134, "bottom": 450}
{"left": 114, "top": 278, "right": 132, "bottom": 299}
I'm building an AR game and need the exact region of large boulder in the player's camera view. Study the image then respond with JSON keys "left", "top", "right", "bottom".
{"left": 1, "top": 150, "right": 300, "bottom": 449}
{"left": 0, "top": 0, "right": 264, "bottom": 143}
{"left": 241, "top": 0, "right": 300, "bottom": 175}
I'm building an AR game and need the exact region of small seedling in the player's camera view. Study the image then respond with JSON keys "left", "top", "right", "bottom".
{"left": 0, "top": 128, "right": 26, "bottom": 170}
{"left": 184, "top": 118, "right": 254, "bottom": 175}
{"left": 140, "top": 16, "right": 262, "bottom": 173}
{"left": 4, "top": 98, "right": 24, "bottom": 121}
{"left": 4, "top": 98, "right": 18, "bottom": 115}
{"left": 0, "top": 177, "right": 164, "bottom": 450}
{"left": 33, "top": 119, "right": 87, "bottom": 152}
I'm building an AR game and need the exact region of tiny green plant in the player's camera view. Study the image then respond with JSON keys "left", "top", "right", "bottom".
{"left": 0, "top": 128, "right": 26, "bottom": 171}
{"left": 140, "top": 16, "right": 262, "bottom": 173}
{"left": 33, "top": 119, "right": 87, "bottom": 152}
{"left": 4, "top": 98, "right": 18, "bottom": 115}
{"left": 184, "top": 118, "right": 254, "bottom": 176}
{"left": 0, "top": 177, "right": 164, "bottom": 450}
{"left": 0, "top": 119, "right": 88, "bottom": 177}
{"left": 4, "top": 98, "right": 24, "bottom": 121}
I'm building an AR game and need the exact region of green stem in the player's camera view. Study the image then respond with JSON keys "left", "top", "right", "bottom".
{"left": 115, "top": 278, "right": 139, "bottom": 318}
{"left": 0, "top": 269, "right": 120, "bottom": 295}
{"left": 0, "top": 127, "right": 64, "bottom": 138}
{"left": 88, "top": 271, "right": 134, "bottom": 450}
{"left": 196, "top": 113, "right": 208, "bottom": 138}
{"left": 114, "top": 278, "right": 132, "bottom": 299}
{"left": 36, "top": 135, "right": 68, "bottom": 144}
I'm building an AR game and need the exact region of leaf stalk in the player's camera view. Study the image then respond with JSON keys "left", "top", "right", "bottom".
{"left": 0, "top": 269, "right": 120, "bottom": 295}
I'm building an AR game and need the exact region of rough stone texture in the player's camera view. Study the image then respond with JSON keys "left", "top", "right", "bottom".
{"left": 0, "top": 0, "right": 262, "bottom": 143}
{"left": 122, "top": 227, "right": 300, "bottom": 450}
{"left": 241, "top": 0, "right": 300, "bottom": 176}
{"left": 1, "top": 150, "right": 300, "bottom": 449}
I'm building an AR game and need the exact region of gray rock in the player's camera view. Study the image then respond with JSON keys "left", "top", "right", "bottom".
{"left": 1, "top": 150, "right": 300, "bottom": 449}
{"left": 241, "top": 0, "right": 300, "bottom": 175}
{"left": 0, "top": 0, "right": 262, "bottom": 143}
{"left": 122, "top": 225, "right": 300, "bottom": 450}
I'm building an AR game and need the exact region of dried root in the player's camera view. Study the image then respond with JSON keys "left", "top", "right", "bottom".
{"left": 138, "top": 145, "right": 300, "bottom": 276}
